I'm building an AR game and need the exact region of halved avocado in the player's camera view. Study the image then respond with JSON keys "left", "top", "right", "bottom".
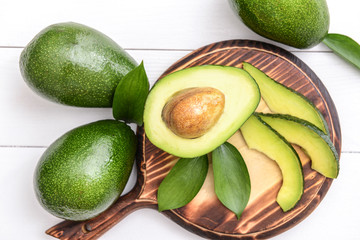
{"left": 143, "top": 65, "right": 260, "bottom": 158}
{"left": 240, "top": 114, "right": 304, "bottom": 212}
{"left": 242, "top": 62, "right": 329, "bottom": 134}
{"left": 258, "top": 113, "right": 339, "bottom": 178}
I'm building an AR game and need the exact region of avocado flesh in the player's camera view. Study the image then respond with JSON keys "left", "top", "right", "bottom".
{"left": 229, "top": 0, "right": 329, "bottom": 49}
{"left": 144, "top": 65, "right": 260, "bottom": 158}
{"left": 20, "top": 22, "right": 137, "bottom": 107}
{"left": 243, "top": 62, "right": 329, "bottom": 134}
{"left": 258, "top": 113, "right": 339, "bottom": 178}
{"left": 240, "top": 115, "right": 303, "bottom": 212}
{"left": 34, "top": 120, "right": 137, "bottom": 221}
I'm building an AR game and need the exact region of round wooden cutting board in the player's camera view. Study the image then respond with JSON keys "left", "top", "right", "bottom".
{"left": 47, "top": 40, "right": 341, "bottom": 240}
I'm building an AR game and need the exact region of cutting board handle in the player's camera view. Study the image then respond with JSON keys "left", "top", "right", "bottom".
{"left": 46, "top": 186, "right": 157, "bottom": 240}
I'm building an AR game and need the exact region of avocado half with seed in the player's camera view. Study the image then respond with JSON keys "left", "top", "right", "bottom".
{"left": 143, "top": 65, "right": 260, "bottom": 158}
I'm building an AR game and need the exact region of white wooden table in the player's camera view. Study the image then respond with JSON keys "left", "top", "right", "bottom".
{"left": 1, "top": 0, "right": 359, "bottom": 239}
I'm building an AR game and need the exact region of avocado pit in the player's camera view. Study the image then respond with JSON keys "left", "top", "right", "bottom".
{"left": 162, "top": 87, "right": 225, "bottom": 139}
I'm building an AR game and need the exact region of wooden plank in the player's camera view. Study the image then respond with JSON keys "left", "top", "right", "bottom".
{"left": 0, "top": 147, "right": 358, "bottom": 239}
{"left": 0, "top": 48, "right": 189, "bottom": 147}
{"left": 294, "top": 51, "right": 360, "bottom": 153}
{"left": 1, "top": 0, "right": 359, "bottom": 239}
{"left": 0, "top": 48, "right": 358, "bottom": 152}
{"left": 0, "top": 0, "right": 358, "bottom": 51}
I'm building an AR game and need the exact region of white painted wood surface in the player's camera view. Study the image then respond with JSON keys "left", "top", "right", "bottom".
{"left": 0, "top": 0, "right": 359, "bottom": 239}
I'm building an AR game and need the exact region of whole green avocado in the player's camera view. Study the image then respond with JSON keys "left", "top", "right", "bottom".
{"left": 229, "top": 0, "right": 330, "bottom": 49}
{"left": 34, "top": 120, "right": 136, "bottom": 221}
{"left": 20, "top": 22, "right": 137, "bottom": 107}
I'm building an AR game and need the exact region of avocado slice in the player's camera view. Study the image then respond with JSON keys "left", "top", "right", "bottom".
{"left": 229, "top": 0, "right": 329, "bottom": 49}
{"left": 240, "top": 114, "right": 304, "bottom": 212}
{"left": 143, "top": 65, "right": 260, "bottom": 158}
{"left": 20, "top": 22, "right": 137, "bottom": 107}
{"left": 258, "top": 113, "right": 339, "bottom": 178}
{"left": 243, "top": 62, "right": 329, "bottom": 134}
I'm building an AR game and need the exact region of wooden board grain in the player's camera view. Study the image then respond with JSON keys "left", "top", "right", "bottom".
{"left": 46, "top": 40, "right": 341, "bottom": 240}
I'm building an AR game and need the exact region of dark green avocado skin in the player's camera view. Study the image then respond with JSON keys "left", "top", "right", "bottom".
{"left": 34, "top": 120, "right": 136, "bottom": 221}
{"left": 229, "top": 0, "right": 330, "bottom": 49}
{"left": 20, "top": 22, "right": 137, "bottom": 107}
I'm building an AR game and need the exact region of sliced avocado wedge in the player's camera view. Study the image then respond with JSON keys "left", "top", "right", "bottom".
{"left": 240, "top": 114, "right": 304, "bottom": 212}
{"left": 144, "top": 65, "right": 260, "bottom": 158}
{"left": 242, "top": 62, "right": 329, "bottom": 134}
{"left": 258, "top": 113, "right": 339, "bottom": 178}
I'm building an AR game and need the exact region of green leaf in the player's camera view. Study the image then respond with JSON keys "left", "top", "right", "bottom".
{"left": 157, "top": 155, "right": 208, "bottom": 212}
{"left": 212, "top": 142, "right": 251, "bottom": 219}
{"left": 112, "top": 61, "right": 150, "bottom": 125}
{"left": 323, "top": 33, "right": 360, "bottom": 69}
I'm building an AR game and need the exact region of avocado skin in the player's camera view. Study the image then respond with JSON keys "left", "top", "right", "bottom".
{"left": 34, "top": 120, "right": 136, "bottom": 221}
{"left": 20, "top": 22, "right": 137, "bottom": 107}
{"left": 229, "top": 0, "right": 330, "bottom": 49}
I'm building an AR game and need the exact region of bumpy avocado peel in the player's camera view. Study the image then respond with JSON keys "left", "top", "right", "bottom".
{"left": 25, "top": 22, "right": 149, "bottom": 221}
{"left": 34, "top": 120, "right": 137, "bottom": 221}
{"left": 20, "top": 22, "right": 137, "bottom": 107}
{"left": 229, "top": 0, "right": 330, "bottom": 49}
